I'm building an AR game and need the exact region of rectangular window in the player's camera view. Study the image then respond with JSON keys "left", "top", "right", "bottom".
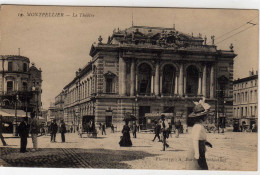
{"left": 23, "top": 63, "right": 27, "bottom": 72}
{"left": 7, "top": 81, "right": 13, "bottom": 92}
{"left": 22, "top": 82, "right": 27, "bottom": 91}
{"left": 106, "top": 78, "right": 113, "bottom": 93}
{"left": 8, "top": 62, "right": 13, "bottom": 71}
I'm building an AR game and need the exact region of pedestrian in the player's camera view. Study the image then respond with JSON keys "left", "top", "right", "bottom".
{"left": 168, "top": 122, "right": 172, "bottom": 138}
{"left": 111, "top": 124, "right": 114, "bottom": 133}
{"left": 30, "top": 113, "right": 39, "bottom": 151}
{"left": 119, "top": 120, "right": 132, "bottom": 147}
{"left": 44, "top": 124, "right": 48, "bottom": 136}
{"left": 60, "top": 120, "right": 66, "bottom": 142}
{"left": 132, "top": 122, "right": 137, "bottom": 138}
{"left": 70, "top": 126, "right": 73, "bottom": 133}
{"left": 152, "top": 121, "right": 161, "bottom": 142}
{"left": 102, "top": 123, "right": 106, "bottom": 135}
{"left": 185, "top": 97, "right": 213, "bottom": 170}
{"left": 160, "top": 115, "right": 169, "bottom": 151}
{"left": 175, "top": 119, "right": 181, "bottom": 138}
{"left": 185, "top": 113, "right": 213, "bottom": 170}
{"left": 0, "top": 115, "right": 7, "bottom": 146}
{"left": 18, "top": 117, "right": 29, "bottom": 153}
{"left": 50, "top": 119, "right": 58, "bottom": 142}
{"left": 78, "top": 123, "right": 83, "bottom": 138}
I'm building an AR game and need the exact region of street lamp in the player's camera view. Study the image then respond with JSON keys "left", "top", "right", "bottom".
{"left": 32, "top": 86, "right": 39, "bottom": 119}
{"left": 12, "top": 93, "right": 19, "bottom": 136}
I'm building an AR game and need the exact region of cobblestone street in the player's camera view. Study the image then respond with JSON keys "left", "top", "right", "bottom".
{"left": 0, "top": 130, "right": 258, "bottom": 170}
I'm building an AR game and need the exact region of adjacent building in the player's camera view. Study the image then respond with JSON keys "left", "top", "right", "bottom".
{"left": 55, "top": 25, "right": 237, "bottom": 131}
{"left": 233, "top": 70, "right": 258, "bottom": 128}
{"left": 0, "top": 55, "right": 42, "bottom": 132}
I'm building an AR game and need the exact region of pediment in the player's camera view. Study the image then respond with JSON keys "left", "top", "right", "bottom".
{"left": 104, "top": 71, "right": 116, "bottom": 77}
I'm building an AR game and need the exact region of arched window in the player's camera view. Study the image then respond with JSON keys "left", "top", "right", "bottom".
{"left": 138, "top": 63, "right": 152, "bottom": 95}
{"left": 186, "top": 65, "right": 199, "bottom": 96}
{"left": 162, "top": 64, "right": 176, "bottom": 95}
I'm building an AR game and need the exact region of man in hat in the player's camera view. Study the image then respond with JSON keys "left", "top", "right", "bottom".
{"left": 101, "top": 123, "right": 106, "bottom": 135}
{"left": 160, "top": 115, "right": 169, "bottom": 151}
{"left": 18, "top": 117, "right": 29, "bottom": 153}
{"left": 60, "top": 120, "right": 66, "bottom": 142}
{"left": 152, "top": 121, "right": 161, "bottom": 142}
{"left": 30, "top": 112, "right": 39, "bottom": 151}
{"left": 0, "top": 115, "right": 7, "bottom": 146}
{"left": 50, "top": 119, "right": 58, "bottom": 142}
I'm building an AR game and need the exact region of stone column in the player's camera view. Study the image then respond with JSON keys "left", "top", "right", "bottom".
{"left": 135, "top": 72, "right": 138, "bottom": 95}
{"left": 119, "top": 57, "right": 126, "bottom": 95}
{"left": 90, "top": 77, "right": 93, "bottom": 95}
{"left": 210, "top": 65, "right": 214, "bottom": 98}
{"left": 151, "top": 75, "right": 154, "bottom": 95}
{"left": 198, "top": 75, "right": 202, "bottom": 95}
{"left": 202, "top": 65, "right": 207, "bottom": 97}
{"left": 174, "top": 75, "right": 178, "bottom": 95}
{"left": 179, "top": 64, "right": 183, "bottom": 96}
{"left": 160, "top": 73, "right": 163, "bottom": 95}
{"left": 154, "top": 63, "right": 160, "bottom": 96}
{"left": 130, "top": 60, "right": 135, "bottom": 96}
{"left": 184, "top": 75, "right": 186, "bottom": 95}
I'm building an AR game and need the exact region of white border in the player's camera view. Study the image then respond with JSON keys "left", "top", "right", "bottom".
{"left": 0, "top": 1, "right": 259, "bottom": 175}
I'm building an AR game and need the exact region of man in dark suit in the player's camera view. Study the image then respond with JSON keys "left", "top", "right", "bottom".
{"left": 18, "top": 117, "right": 29, "bottom": 153}
{"left": 60, "top": 120, "right": 66, "bottom": 142}
{"left": 50, "top": 119, "right": 58, "bottom": 142}
{"left": 101, "top": 123, "right": 106, "bottom": 135}
{"left": 152, "top": 121, "right": 161, "bottom": 142}
{"left": 0, "top": 115, "right": 7, "bottom": 146}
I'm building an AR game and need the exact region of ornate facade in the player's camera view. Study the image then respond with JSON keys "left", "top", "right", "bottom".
{"left": 58, "top": 26, "right": 236, "bottom": 130}
{"left": 0, "top": 55, "right": 42, "bottom": 132}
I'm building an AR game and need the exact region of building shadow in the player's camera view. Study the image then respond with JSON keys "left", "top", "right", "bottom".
{"left": 0, "top": 147, "right": 158, "bottom": 168}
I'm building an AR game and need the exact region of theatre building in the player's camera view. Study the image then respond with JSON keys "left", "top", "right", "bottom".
{"left": 61, "top": 26, "right": 236, "bottom": 130}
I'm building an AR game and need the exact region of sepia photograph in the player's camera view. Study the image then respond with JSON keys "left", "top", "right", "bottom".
{"left": 0, "top": 4, "right": 258, "bottom": 172}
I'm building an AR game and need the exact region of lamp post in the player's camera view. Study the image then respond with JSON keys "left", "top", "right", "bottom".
{"left": 13, "top": 93, "right": 19, "bottom": 136}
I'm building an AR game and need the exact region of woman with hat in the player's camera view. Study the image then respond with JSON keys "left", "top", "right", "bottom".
{"left": 185, "top": 107, "right": 212, "bottom": 170}
{"left": 119, "top": 120, "right": 132, "bottom": 147}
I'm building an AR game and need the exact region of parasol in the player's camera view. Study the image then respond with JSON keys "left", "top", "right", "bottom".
{"left": 123, "top": 114, "right": 137, "bottom": 122}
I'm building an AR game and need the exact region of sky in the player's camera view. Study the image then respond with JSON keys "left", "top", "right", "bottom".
{"left": 0, "top": 6, "right": 258, "bottom": 109}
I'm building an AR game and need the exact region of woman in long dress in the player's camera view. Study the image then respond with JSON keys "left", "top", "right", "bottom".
{"left": 119, "top": 121, "right": 132, "bottom": 147}
{"left": 186, "top": 114, "right": 212, "bottom": 170}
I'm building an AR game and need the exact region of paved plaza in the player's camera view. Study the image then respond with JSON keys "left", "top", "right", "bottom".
{"left": 0, "top": 130, "right": 257, "bottom": 170}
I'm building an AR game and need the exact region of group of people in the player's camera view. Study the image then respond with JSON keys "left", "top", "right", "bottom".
{"left": 17, "top": 114, "right": 39, "bottom": 153}
{"left": 16, "top": 117, "right": 67, "bottom": 153}
{"left": 119, "top": 98, "right": 213, "bottom": 170}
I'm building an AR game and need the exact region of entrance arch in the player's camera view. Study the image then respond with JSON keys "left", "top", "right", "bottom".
{"left": 186, "top": 65, "right": 199, "bottom": 96}
{"left": 162, "top": 64, "right": 176, "bottom": 95}
{"left": 138, "top": 63, "right": 152, "bottom": 95}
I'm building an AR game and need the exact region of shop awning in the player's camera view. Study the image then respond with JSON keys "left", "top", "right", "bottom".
{"left": 0, "top": 109, "right": 30, "bottom": 117}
